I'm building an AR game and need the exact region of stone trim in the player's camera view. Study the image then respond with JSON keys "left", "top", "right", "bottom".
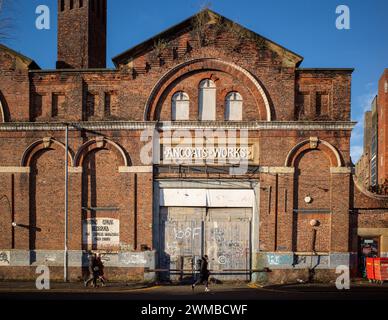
{"left": 21, "top": 138, "right": 74, "bottom": 167}
{"left": 0, "top": 122, "right": 157, "bottom": 132}
{"left": 285, "top": 138, "right": 343, "bottom": 168}
{"left": 68, "top": 167, "right": 83, "bottom": 173}
{"left": 0, "top": 166, "right": 30, "bottom": 173}
{"left": 144, "top": 58, "right": 272, "bottom": 121}
{"left": 119, "top": 166, "right": 153, "bottom": 173}
{"left": 0, "top": 121, "right": 356, "bottom": 131}
{"left": 74, "top": 138, "right": 129, "bottom": 167}
{"left": 259, "top": 166, "right": 295, "bottom": 174}
{"left": 330, "top": 167, "right": 352, "bottom": 174}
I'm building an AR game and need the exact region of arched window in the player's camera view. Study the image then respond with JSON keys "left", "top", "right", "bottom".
{"left": 172, "top": 92, "right": 190, "bottom": 120}
{"left": 199, "top": 79, "right": 216, "bottom": 121}
{"left": 225, "top": 92, "right": 243, "bottom": 121}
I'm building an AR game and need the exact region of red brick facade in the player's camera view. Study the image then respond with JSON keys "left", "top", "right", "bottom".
{"left": 377, "top": 70, "right": 388, "bottom": 185}
{"left": 0, "top": 6, "right": 386, "bottom": 283}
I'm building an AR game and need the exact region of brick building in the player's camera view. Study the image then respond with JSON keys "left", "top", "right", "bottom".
{"left": 357, "top": 70, "right": 388, "bottom": 192}
{"left": 377, "top": 70, "right": 388, "bottom": 185}
{"left": 0, "top": 1, "right": 387, "bottom": 283}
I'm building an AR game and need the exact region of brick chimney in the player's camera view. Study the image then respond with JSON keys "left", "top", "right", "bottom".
{"left": 57, "top": 0, "right": 107, "bottom": 69}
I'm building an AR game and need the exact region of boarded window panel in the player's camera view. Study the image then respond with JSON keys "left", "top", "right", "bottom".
{"left": 172, "top": 92, "right": 189, "bottom": 120}
{"left": 199, "top": 79, "right": 216, "bottom": 121}
{"left": 225, "top": 92, "right": 243, "bottom": 121}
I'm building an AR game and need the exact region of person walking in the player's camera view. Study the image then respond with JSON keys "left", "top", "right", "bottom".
{"left": 192, "top": 255, "right": 210, "bottom": 292}
{"left": 84, "top": 252, "right": 98, "bottom": 288}
{"left": 96, "top": 253, "right": 107, "bottom": 286}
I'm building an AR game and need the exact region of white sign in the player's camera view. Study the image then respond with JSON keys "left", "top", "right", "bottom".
{"left": 82, "top": 218, "right": 120, "bottom": 250}
{"left": 163, "top": 146, "right": 253, "bottom": 161}
{"left": 0, "top": 251, "right": 10, "bottom": 266}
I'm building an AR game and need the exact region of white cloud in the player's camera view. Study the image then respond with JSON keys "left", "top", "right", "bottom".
{"left": 351, "top": 145, "right": 363, "bottom": 163}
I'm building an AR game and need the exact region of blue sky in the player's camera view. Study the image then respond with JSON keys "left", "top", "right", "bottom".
{"left": 1, "top": 0, "right": 387, "bottom": 163}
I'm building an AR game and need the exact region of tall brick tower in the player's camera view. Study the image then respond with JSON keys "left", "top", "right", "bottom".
{"left": 377, "top": 69, "right": 388, "bottom": 184}
{"left": 57, "top": 0, "right": 107, "bottom": 69}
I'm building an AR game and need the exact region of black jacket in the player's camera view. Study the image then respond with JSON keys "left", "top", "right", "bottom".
{"left": 199, "top": 258, "right": 209, "bottom": 275}
{"left": 88, "top": 255, "right": 97, "bottom": 274}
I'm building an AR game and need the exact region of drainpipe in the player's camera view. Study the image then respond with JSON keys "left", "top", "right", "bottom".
{"left": 64, "top": 123, "right": 69, "bottom": 282}
{"left": 274, "top": 173, "right": 279, "bottom": 251}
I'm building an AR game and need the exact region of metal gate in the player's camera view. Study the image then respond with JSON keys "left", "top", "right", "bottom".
{"left": 160, "top": 207, "right": 251, "bottom": 281}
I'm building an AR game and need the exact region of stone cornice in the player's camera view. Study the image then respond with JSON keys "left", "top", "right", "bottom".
{"left": 0, "top": 121, "right": 357, "bottom": 132}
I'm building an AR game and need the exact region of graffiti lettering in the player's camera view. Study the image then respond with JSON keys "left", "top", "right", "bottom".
{"left": 174, "top": 227, "right": 201, "bottom": 240}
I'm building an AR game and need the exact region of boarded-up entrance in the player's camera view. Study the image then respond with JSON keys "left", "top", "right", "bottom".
{"left": 206, "top": 208, "right": 251, "bottom": 280}
{"left": 160, "top": 206, "right": 251, "bottom": 281}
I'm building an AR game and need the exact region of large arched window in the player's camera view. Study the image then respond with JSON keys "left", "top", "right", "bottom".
{"left": 199, "top": 79, "right": 216, "bottom": 121}
{"left": 172, "top": 91, "right": 190, "bottom": 120}
{"left": 225, "top": 92, "right": 243, "bottom": 121}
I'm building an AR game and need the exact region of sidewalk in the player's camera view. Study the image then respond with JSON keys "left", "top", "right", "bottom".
{"left": 1, "top": 279, "right": 388, "bottom": 294}
{"left": 0, "top": 281, "right": 153, "bottom": 293}
{"left": 263, "top": 279, "right": 388, "bottom": 292}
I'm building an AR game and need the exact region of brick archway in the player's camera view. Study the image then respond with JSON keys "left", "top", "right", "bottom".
{"left": 21, "top": 138, "right": 74, "bottom": 167}
{"left": 144, "top": 58, "right": 272, "bottom": 121}
{"left": 74, "top": 138, "right": 129, "bottom": 167}
{"left": 285, "top": 138, "right": 343, "bottom": 168}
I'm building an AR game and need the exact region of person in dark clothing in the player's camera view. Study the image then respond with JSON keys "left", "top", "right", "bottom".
{"left": 95, "top": 253, "right": 107, "bottom": 286}
{"left": 84, "top": 253, "right": 98, "bottom": 287}
{"left": 192, "top": 255, "right": 210, "bottom": 292}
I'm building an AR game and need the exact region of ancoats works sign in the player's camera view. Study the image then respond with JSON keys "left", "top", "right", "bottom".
{"left": 162, "top": 146, "right": 254, "bottom": 163}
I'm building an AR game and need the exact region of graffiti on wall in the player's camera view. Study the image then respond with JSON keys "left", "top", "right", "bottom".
{"left": 119, "top": 252, "right": 147, "bottom": 265}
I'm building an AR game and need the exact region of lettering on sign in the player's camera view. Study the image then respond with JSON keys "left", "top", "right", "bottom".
{"left": 162, "top": 146, "right": 253, "bottom": 162}
{"left": 82, "top": 218, "right": 120, "bottom": 250}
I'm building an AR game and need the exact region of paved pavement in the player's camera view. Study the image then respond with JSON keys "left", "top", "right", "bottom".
{"left": 1, "top": 281, "right": 388, "bottom": 300}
